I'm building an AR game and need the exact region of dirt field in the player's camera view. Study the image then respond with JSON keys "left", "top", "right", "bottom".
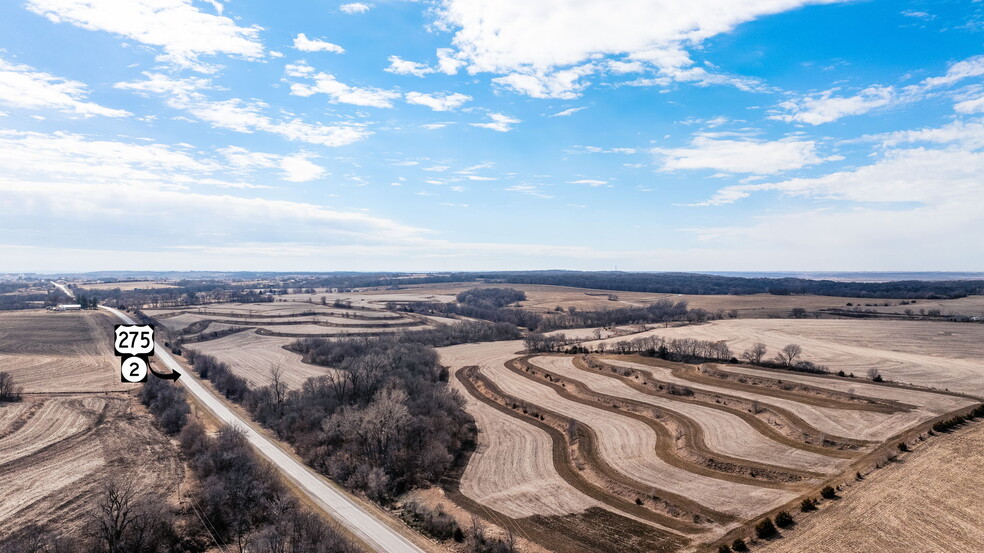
{"left": 347, "top": 283, "right": 885, "bottom": 317}
{"left": 756, "top": 420, "right": 984, "bottom": 553}
{"left": 586, "top": 319, "right": 984, "bottom": 396}
{"left": 606, "top": 359, "right": 969, "bottom": 442}
{"left": 531, "top": 356, "right": 844, "bottom": 474}
{"left": 78, "top": 280, "right": 177, "bottom": 290}
{"left": 439, "top": 342, "right": 601, "bottom": 518}
{"left": 0, "top": 310, "right": 131, "bottom": 393}
{"left": 0, "top": 394, "right": 184, "bottom": 539}
{"left": 185, "top": 329, "right": 336, "bottom": 388}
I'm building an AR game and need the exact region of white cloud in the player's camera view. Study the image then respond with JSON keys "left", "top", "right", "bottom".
{"left": 340, "top": 3, "right": 370, "bottom": 14}
{"left": 505, "top": 184, "right": 553, "bottom": 199}
{"left": 955, "top": 95, "right": 984, "bottom": 114}
{"left": 421, "top": 122, "right": 452, "bottom": 130}
{"left": 875, "top": 118, "right": 984, "bottom": 150}
{"left": 219, "top": 146, "right": 326, "bottom": 182}
{"left": 654, "top": 136, "right": 829, "bottom": 174}
{"left": 493, "top": 65, "right": 593, "bottom": 99}
{"left": 570, "top": 179, "right": 608, "bottom": 187}
{"left": 433, "top": 0, "right": 827, "bottom": 97}
{"left": 901, "top": 10, "right": 934, "bottom": 20}
{"left": 117, "top": 73, "right": 369, "bottom": 146}
{"left": 405, "top": 91, "right": 472, "bottom": 111}
{"left": 771, "top": 85, "right": 895, "bottom": 125}
{"left": 551, "top": 107, "right": 586, "bottom": 117}
{"left": 293, "top": 33, "right": 345, "bottom": 54}
{"left": 286, "top": 68, "right": 399, "bottom": 108}
{"left": 695, "top": 134, "right": 984, "bottom": 206}
{"left": 921, "top": 55, "right": 984, "bottom": 89}
{"left": 471, "top": 112, "right": 520, "bottom": 132}
{"left": 0, "top": 57, "right": 130, "bottom": 117}
{"left": 466, "top": 175, "right": 496, "bottom": 181}
{"left": 26, "top": 0, "right": 264, "bottom": 72}
{"left": 386, "top": 56, "right": 434, "bottom": 77}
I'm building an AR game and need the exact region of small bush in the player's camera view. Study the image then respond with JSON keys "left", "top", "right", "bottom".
{"left": 800, "top": 497, "right": 817, "bottom": 512}
{"left": 898, "top": 442, "right": 909, "bottom": 452}
{"left": 732, "top": 538, "right": 748, "bottom": 552}
{"left": 774, "top": 511, "right": 794, "bottom": 528}
{"left": 718, "top": 545, "right": 733, "bottom": 553}
{"left": 755, "top": 518, "right": 778, "bottom": 539}
{"left": 820, "top": 485, "right": 838, "bottom": 500}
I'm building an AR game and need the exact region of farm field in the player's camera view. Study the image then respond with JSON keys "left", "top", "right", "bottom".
{"left": 756, "top": 419, "right": 984, "bottom": 553}
{"left": 0, "top": 394, "right": 183, "bottom": 540}
{"left": 77, "top": 280, "right": 178, "bottom": 290}
{"left": 185, "top": 329, "right": 336, "bottom": 388}
{"left": 436, "top": 336, "right": 977, "bottom": 553}
{"left": 145, "top": 300, "right": 436, "bottom": 340}
{"left": 585, "top": 319, "right": 984, "bottom": 395}
{"left": 348, "top": 283, "right": 886, "bottom": 317}
{"left": 0, "top": 310, "right": 130, "bottom": 393}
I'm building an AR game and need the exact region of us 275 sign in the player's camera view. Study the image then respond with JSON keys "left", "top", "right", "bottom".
{"left": 113, "top": 324, "right": 180, "bottom": 383}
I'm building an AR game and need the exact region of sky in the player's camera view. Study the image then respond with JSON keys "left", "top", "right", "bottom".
{"left": 1, "top": 0, "right": 983, "bottom": 272}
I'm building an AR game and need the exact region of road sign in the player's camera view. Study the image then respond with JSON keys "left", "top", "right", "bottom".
{"left": 112, "top": 323, "right": 179, "bottom": 382}
{"left": 121, "top": 356, "right": 149, "bottom": 383}
{"left": 114, "top": 324, "right": 155, "bottom": 356}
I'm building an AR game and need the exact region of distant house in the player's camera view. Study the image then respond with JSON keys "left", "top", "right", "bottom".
{"left": 55, "top": 304, "right": 82, "bottom": 311}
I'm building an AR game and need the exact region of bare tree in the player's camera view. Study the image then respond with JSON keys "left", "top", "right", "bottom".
{"left": 566, "top": 419, "right": 578, "bottom": 443}
{"left": 775, "top": 344, "right": 803, "bottom": 367}
{"left": 867, "top": 368, "right": 882, "bottom": 381}
{"left": 88, "top": 480, "right": 138, "bottom": 553}
{"left": 741, "top": 342, "right": 768, "bottom": 365}
{"left": 0, "top": 371, "right": 22, "bottom": 402}
{"left": 269, "top": 365, "right": 287, "bottom": 413}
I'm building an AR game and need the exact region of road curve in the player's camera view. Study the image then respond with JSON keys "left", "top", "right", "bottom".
{"left": 101, "top": 306, "right": 426, "bottom": 553}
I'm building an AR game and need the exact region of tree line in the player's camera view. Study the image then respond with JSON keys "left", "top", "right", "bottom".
{"left": 397, "top": 288, "right": 704, "bottom": 332}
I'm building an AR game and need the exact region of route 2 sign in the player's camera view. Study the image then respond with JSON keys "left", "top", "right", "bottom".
{"left": 114, "top": 324, "right": 155, "bottom": 383}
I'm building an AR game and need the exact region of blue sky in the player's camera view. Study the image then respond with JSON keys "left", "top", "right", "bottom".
{"left": 1, "top": 0, "right": 982, "bottom": 272}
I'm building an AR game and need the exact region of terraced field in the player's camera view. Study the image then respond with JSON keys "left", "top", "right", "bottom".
{"left": 585, "top": 319, "right": 984, "bottom": 395}
{"left": 437, "top": 339, "right": 979, "bottom": 553}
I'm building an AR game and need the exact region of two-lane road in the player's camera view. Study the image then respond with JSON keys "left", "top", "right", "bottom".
{"left": 101, "top": 306, "right": 427, "bottom": 553}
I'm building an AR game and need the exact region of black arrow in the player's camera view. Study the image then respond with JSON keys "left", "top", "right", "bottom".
{"left": 150, "top": 364, "right": 182, "bottom": 381}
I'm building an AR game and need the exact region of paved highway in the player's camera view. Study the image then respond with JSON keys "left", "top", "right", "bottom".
{"left": 101, "top": 306, "right": 426, "bottom": 553}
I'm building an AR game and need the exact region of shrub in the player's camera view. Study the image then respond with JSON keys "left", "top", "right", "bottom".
{"left": 718, "top": 545, "right": 733, "bottom": 553}
{"left": 800, "top": 498, "right": 817, "bottom": 512}
{"left": 732, "top": 538, "right": 748, "bottom": 552}
{"left": 774, "top": 511, "right": 794, "bottom": 528}
{"left": 898, "top": 442, "right": 909, "bottom": 452}
{"left": 821, "top": 485, "right": 838, "bottom": 500}
{"left": 755, "top": 518, "right": 778, "bottom": 539}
